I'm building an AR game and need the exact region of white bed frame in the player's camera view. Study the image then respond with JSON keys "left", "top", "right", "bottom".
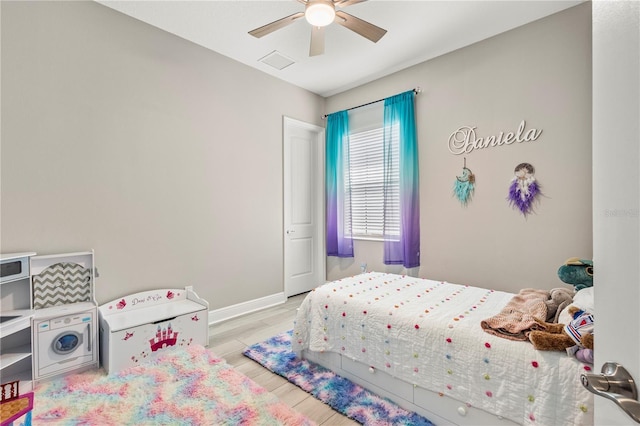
{"left": 299, "top": 349, "right": 519, "bottom": 426}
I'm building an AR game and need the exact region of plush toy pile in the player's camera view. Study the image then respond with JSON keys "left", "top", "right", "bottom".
{"left": 529, "top": 258, "right": 595, "bottom": 363}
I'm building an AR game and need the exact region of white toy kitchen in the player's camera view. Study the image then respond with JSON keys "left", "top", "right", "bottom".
{"left": 1, "top": 250, "right": 99, "bottom": 391}
{"left": 1, "top": 252, "right": 37, "bottom": 392}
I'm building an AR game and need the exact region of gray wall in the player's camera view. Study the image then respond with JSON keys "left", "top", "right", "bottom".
{"left": 326, "top": 3, "right": 592, "bottom": 292}
{"left": 0, "top": 1, "right": 324, "bottom": 308}
{"left": 1, "top": 1, "right": 592, "bottom": 312}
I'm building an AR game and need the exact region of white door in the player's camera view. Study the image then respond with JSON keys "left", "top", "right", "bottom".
{"left": 283, "top": 117, "right": 325, "bottom": 297}
{"left": 592, "top": 2, "right": 640, "bottom": 424}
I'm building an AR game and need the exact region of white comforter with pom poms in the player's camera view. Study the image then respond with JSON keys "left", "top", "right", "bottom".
{"left": 293, "top": 272, "right": 593, "bottom": 426}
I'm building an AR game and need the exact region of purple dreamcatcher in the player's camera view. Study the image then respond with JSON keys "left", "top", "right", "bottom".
{"left": 507, "top": 163, "right": 540, "bottom": 216}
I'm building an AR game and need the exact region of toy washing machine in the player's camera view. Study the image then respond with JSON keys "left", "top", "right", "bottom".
{"left": 33, "top": 304, "right": 97, "bottom": 379}
{"left": 30, "top": 251, "right": 99, "bottom": 382}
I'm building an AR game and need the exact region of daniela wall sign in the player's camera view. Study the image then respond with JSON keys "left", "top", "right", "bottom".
{"left": 448, "top": 120, "right": 542, "bottom": 155}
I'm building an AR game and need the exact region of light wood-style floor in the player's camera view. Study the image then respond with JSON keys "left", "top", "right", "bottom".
{"left": 208, "top": 293, "right": 359, "bottom": 426}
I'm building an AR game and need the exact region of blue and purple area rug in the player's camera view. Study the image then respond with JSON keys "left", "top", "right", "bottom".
{"left": 243, "top": 330, "right": 434, "bottom": 426}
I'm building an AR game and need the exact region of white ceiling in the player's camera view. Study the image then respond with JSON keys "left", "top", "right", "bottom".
{"left": 97, "top": 0, "right": 582, "bottom": 97}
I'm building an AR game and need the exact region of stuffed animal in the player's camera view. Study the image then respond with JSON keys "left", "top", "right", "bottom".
{"left": 557, "top": 286, "right": 594, "bottom": 325}
{"left": 557, "top": 257, "right": 593, "bottom": 290}
{"left": 529, "top": 305, "right": 594, "bottom": 351}
{"left": 529, "top": 257, "right": 595, "bottom": 357}
{"left": 571, "top": 347, "right": 594, "bottom": 364}
{"left": 544, "top": 287, "right": 575, "bottom": 322}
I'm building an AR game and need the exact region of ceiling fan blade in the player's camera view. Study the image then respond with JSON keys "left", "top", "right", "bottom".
{"left": 334, "top": 0, "right": 367, "bottom": 8}
{"left": 334, "top": 10, "right": 386, "bottom": 43}
{"left": 248, "top": 12, "right": 305, "bottom": 38}
{"left": 309, "top": 26, "right": 325, "bottom": 56}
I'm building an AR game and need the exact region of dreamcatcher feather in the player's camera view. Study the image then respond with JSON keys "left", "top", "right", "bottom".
{"left": 507, "top": 163, "right": 540, "bottom": 216}
{"left": 453, "top": 158, "right": 475, "bottom": 206}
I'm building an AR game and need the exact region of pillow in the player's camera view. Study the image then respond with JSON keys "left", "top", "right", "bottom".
{"left": 557, "top": 287, "right": 594, "bottom": 325}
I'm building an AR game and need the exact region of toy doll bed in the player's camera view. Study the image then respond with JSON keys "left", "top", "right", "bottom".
{"left": 292, "top": 272, "right": 594, "bottom": 426}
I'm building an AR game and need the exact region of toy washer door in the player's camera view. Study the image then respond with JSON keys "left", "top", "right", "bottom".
{"left": 52, "top": 330, "right": 83, "bottom": 355}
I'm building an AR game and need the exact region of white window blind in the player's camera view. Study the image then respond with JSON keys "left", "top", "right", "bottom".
{"left": 346, "top": 124, "right": 400, "bottom": 239}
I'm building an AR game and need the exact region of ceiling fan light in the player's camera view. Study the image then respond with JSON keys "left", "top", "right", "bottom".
{"left": 305, "top": 2, "right": 335, "bottom": 27}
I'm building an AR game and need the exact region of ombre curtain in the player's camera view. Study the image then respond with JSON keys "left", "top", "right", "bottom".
{"left": 383, "top": 91, "right": 420, "bottom": 268}
{"left": 326, "top": 110, "right": 354, "bottom": 258}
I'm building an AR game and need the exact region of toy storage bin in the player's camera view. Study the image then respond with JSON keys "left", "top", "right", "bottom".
{"left": 99, "top": 287, "right": 208, "bottom": 374}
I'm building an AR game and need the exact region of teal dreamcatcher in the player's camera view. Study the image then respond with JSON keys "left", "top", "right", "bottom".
{"left": 453, "top": 158, "right": 475, "bottom": 206}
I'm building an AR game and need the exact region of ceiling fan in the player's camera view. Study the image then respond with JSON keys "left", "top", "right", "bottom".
{"left": 248, "top": 0, "right": 387, "bottom": 57}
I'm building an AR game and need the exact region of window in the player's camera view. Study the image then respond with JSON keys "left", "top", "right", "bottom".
{"left": 345, "top": 124, "right": 400, "bottom": 239}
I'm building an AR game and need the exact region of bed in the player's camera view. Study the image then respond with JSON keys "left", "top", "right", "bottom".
{"left": 292, "top": 272, "right": 594, "bottom": 426}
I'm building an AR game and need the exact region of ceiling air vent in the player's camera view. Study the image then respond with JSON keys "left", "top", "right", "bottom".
{"left": 259, "top": 51, "right": 295, "bottom": 71}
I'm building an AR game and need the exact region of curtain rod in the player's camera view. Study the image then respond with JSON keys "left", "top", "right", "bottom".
{"left": 321, "top": 87, "right": 422, "bottom": 120}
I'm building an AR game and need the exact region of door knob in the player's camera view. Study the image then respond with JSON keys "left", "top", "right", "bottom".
{"left": 581, "top": 362, "right": 640, "bottom": 423}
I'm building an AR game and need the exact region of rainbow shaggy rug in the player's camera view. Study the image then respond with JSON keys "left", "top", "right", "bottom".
{"left": 32, "top": 344, "right": 313, "bottom": 425}
{"left": 243, "top": 331, "right": 434, "bottom": 426}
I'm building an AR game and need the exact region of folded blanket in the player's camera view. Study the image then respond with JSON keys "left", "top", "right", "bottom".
{"left": 481, "top": 288, "right": 550, "bottom": 341}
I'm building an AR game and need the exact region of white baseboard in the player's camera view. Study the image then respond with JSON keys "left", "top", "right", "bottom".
{"left": 208, "top": 292, "right": 286, "bottom": 325}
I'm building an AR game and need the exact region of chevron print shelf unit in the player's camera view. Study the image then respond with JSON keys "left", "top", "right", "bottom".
{"left": 32, "top": 262, "right": 91, "bottom": 309}
{"left": 30, "top": 252, "right": 95, "bottom": 309}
